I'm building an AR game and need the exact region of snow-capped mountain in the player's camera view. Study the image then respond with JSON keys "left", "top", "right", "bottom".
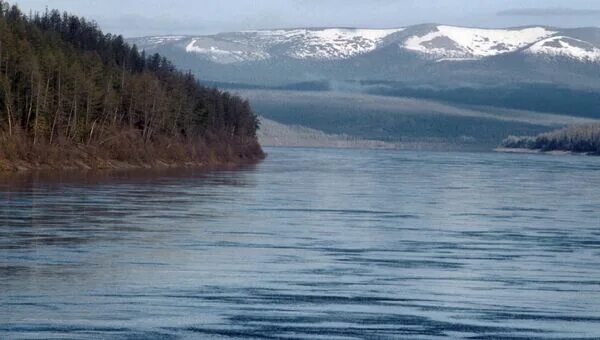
{"left": 526, "top": 36, "right": 600, "bottom": 62}
{"left": 128, "top": 25, "right": 600, "bottom": 87}
{"left": 131, "top": 25, "right": 600, "bottom": 63}
{"left": 138, "top": 28, "right": 405, "bottom": 63}
{"left": 403, "top": 26, "right": 555, "bottom": 60}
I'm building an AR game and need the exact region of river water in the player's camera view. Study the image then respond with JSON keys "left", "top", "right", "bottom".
{"left": 1, "top": 147, "right": 600, "bottom": 339}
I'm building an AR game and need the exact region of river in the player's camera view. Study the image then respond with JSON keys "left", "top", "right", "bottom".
{"left": 1, "top": 147, "right": 600, "bottom": 339}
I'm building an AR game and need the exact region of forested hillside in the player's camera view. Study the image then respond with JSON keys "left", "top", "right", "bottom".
{"left": 0, "top": 1, "right": 263, "bottom": 171}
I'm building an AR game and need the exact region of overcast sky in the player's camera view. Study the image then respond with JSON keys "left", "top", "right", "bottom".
{"left": 11, "top": 0, "right": 600, "bottom": 37}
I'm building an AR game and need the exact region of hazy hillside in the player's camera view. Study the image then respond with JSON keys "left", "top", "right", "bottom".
{"left": 243, "top": 90, "right": 597, "bottom": 150}
{"left": 258, "top": 117, "right": 400, "bottom": 149}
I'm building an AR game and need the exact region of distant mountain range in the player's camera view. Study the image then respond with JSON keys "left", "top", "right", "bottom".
{"left": 129, "top": 24, "right": 600, "bottom": 88}
{"left": 128, "top": 25, "right": 600, "bottom": 150}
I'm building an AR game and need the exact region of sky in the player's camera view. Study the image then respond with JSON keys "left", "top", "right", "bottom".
{"left": 11, "top": 0, "right": 600, "bottom": 37}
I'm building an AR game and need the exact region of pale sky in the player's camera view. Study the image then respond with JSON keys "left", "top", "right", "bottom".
{"left": 12, "top": 0, "right": 600, "bottom": 37}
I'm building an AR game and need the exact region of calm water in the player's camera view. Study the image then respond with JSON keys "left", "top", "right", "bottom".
{"left": 1, "top": 147, "right": 600, "bottom": 339}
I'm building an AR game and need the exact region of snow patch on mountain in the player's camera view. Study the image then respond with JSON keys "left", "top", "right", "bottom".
{"left": 185, "top": 40, "right": 270, "bottom": 63}
{"left": 142, "top": 36, "right": 186, "bottom": 45}
{"left": 248, "top": 28, "right": 404, "bottom": 59}
{"left": 527, "top": 36, "right": 600, "bottom": 62}
{"left": 404, "top": 26, "right": 556, "bottom": 59}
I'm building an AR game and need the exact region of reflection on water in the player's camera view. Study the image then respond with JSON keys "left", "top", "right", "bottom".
{"left": 1, "top": 147, "right": 600, "bottom": 339}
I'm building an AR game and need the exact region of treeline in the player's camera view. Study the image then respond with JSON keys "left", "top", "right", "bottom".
{"left": 0, "top": 1, "right": 262, "bottom": 169}
{"left": 501, "top": 123, "right": 600, "bottom": 154}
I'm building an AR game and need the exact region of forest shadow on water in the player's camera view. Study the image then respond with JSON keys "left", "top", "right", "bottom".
{"left": 0, "top": 163, "right": 261, "bottom": 190}
{"left": 0, "top": 165, "right": 260, "bottom": 250}
{"left": 1, "top": 147, "right": 600, "bottom": 339}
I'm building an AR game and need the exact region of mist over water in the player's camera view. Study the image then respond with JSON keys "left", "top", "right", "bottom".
{"left": 1, "top": 147, "right": 600, "bottom": 339}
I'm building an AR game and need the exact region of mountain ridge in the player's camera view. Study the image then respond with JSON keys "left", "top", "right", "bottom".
{"left": 130, "top": 24, "right": 600, "bottom": 64}
{"left": 128, "top": 24, "right": 600, "bottom": 90}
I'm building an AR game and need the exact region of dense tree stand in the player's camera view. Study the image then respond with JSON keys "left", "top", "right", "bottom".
{"left": 0, "top": 1, "right": 263, "bottom": 171}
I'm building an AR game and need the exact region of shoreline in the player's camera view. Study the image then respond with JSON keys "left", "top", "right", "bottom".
{"left": 0, "top": 157, "right": 266, "bottom": 188}
{"left": 0, "top": 156, "right": 265, "bottom": 173}
{"left": 0, "top": 139, "right": 265, "bottom": 173}
{"left": 0, "top": 153, "right": 265, "bottom": 173}
{"left": 494, "top": 147, "right": 597, "bottom": 156}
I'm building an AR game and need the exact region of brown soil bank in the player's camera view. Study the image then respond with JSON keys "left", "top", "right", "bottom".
{"left": 0, "top": 130, "right": 264, "bottom": 172}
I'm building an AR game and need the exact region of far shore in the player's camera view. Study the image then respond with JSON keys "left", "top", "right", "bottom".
{"left": 494, "top": 147, "right": 596, "bottom": 156}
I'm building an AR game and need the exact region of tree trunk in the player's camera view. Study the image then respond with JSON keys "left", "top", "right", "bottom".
{"left": 33, "top": 76, "right": 42, "bottom": 144}
{"left": 5, "top": 100, "right": 12, "bottom": 136}
{"left": 26, "top": 73, "right": 34, "bottom": 129}
{"left": 50, "top": 70, "right": 61, "bottom": 144}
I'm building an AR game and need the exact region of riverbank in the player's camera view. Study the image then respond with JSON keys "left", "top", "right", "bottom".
{"left": 494, "top": 147, "right": 598, "bottom": 156}
{"left": 0, "top": 132, "right": 264, "bottom": 172}
{"left": 499, "top": 123, "right": 600, "bottom": 156}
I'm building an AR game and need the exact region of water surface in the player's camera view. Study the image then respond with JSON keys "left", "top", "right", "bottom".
{"left": 1, "top": 147, "right": 600, "bottom": 339}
